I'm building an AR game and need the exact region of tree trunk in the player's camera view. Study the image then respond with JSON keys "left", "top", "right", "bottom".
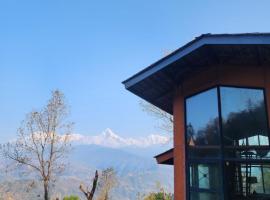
{"left": 79, "top": 170, "right": 99, "bottom": 200}
{"left": 44, "top": 182, "right": 49, "bottom": 200}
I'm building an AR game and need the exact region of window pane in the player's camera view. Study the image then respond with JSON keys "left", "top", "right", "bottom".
{"left": 249, "top": 165, "right": 270, "bottom": 195}
{"left": 190, "top": 163, "right": 221, "bottom": 190}
{"left": 220, "top": 87, "right": 270, "bottom": 159}
{"left": 224, "top": 163, "right": 270, "bottom": 198}
{"left": 186, "top": 88, "right": 220, "bottom": 158}
{"left": 263, "top": 166, "right": 270, "bottom": 194}
{"left": 190, "top": 192, "right": 221, "bottom": 200}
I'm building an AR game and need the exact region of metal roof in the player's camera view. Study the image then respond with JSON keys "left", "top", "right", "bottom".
{"left": 123, "top": 33, "right": 270, "bottom": 114}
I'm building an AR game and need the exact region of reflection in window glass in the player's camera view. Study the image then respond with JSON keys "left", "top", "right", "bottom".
{"left": 190, "top": 163, "right": 220, "bottom": 190}
{"left": 198, "top": 165, "right": 210, "bottom": 188}
{"left": 250, "top": 166, "right": 264, "bottom": 194}
{"left": 240, "top": 165, "right": 270, "bottom": 195}
{"left": 225, "top": 164, "right": 270, "bottom": 198}
{"left": 190, "top": 192, "right": 221, "bottom": 200}
{"left": 186, "top": 88, "right": 220, "bottom": 158}
{"left": 246, "top": 135, "right": 270, "bottom": 146}
{"left": 190, "top": 167, "right": 193, "bottom": 186}
{"left": 221, "top": 87, "right": 269, "bottom": 147}
{"left": 187, "top": 86, "right": 270, "bottom": 200}
{"left": 260, "top": 135, "right": 269, "bottom": 145}
{"left": 263, "top": 167, "right": 270, "bottom": 194}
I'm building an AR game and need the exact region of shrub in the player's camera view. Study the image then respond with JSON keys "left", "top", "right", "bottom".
{"left": 63, "top": 195, "right": 80, "bottom": 200}
{"left": 144, "top": 192, "right": 173, "bottom": 200}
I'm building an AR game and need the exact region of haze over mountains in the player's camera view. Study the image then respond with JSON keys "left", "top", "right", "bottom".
{"left": 0, "top": 129, "right": 173, "bottom": 200}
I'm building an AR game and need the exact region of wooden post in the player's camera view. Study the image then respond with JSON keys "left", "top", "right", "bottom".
{"left": 173, "top": 88, "right": 186, "bottom": 200}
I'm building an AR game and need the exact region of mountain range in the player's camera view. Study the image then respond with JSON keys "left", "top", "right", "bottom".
{"left": 69, "top": 128, "right": 171, "bottom": 148}
{"left": 0, "top": 129, "right": 173, "bottom": 200}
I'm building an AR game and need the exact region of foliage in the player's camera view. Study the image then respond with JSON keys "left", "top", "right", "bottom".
{"left": 143, "top": 192, "right": 173, "bottom": 200}
{"left": 63, "top": 195, "right": 80, "bottom": 200}
{"left": 142, "top": 182, "right": 173, "bottom": 200}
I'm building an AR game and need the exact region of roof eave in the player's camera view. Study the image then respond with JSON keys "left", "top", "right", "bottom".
{"left": 123, "top": 33, "right": 270, "bottom": 89}
{"left": 154, "top": 148, "right": 174, "bottom": 165}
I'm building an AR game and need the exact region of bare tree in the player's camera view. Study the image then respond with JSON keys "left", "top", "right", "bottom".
{"left": 96, "top": 168, "right": 117, "bottom": 200}
{"left": 1, "top": 90, "right": 73, "bottom": 200}
{"left": 140, "top": 101, "right": 173, "bottom": 134}
{"left": 79, "top": 170, "right": 99, "bottom": 200}
{"left": 80, "top": 168, "right": 117, "bottom": 200}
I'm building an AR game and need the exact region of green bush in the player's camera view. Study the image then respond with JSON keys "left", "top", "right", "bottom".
{"left": 63, "top": 195, "right": 80, "bottom": 200}
{"left": 143, "top": 192, "right": 173, "bottom": 200}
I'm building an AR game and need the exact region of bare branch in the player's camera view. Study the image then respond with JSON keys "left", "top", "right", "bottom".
{"left": 140, "top": 100, "right": 173, "bottom": 134}
{"left": 80, "top": 170, "right": 99, "bottom": 200}
{"left": 96, "top": 168, "right": 117, "bottom": 200}
{"left": 1, "top": 90, "right": 73, "bottom": 200}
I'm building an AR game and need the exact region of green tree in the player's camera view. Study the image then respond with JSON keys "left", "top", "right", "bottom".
{"left": 63, "top": 195, "right": 80, "bottom": 200}
{"left": 143, "top": 183, "right": 173, "bottom": 200}
{"left": 143, "top": 192, "right": 173, "bottom": 200}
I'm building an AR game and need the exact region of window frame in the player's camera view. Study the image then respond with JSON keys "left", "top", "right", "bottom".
{"left": 185, "top": 87, "right": 221, "bottom": 159}
{"left": 220, "top": 86, "right": 269, "bottom": 147}
{"left": 184, "top": 84, "right": 270, "bottom": 200}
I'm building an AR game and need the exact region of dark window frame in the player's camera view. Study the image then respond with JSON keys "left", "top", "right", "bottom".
{"left": 184, "top": 84, "right": 270, "bottom": 200}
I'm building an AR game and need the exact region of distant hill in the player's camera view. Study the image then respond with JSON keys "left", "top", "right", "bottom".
{"left": 0, "top": 129, "right": 173, "bottom": 200}
{"left": 69, "top": 145, "right": 158, "bottom": 174}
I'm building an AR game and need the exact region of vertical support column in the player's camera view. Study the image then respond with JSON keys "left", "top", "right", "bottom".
{"left": 173, "top": 88, "right": 186, "bottom": 200}
{"left": 264, "top": 66, "right": 270, "bottom": 127}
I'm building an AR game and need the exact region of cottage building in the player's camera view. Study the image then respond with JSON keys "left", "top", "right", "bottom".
{"left": 123, "top": 33, "right": 270, "bottom": 200}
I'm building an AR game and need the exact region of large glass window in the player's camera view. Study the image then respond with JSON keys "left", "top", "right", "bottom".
{"left": 220, "top": 87, "right": 270, "bottom": 159}
{"left": 185, "top": 86, "right": 270, "bottom": 200}
{"left": 186, "top": 88, "right": 220, "bottom": 158}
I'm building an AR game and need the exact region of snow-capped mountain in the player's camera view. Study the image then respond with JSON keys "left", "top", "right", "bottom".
{"left": 0, "top": 129, "right": 173, "bottom": 199}
{"left": 68, "top": 128, "right": 171, "bottom": 148}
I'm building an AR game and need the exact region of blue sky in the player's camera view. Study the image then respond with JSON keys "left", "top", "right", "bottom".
{"left": 1, "top": 0, "right": 270, "bottom": 142}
